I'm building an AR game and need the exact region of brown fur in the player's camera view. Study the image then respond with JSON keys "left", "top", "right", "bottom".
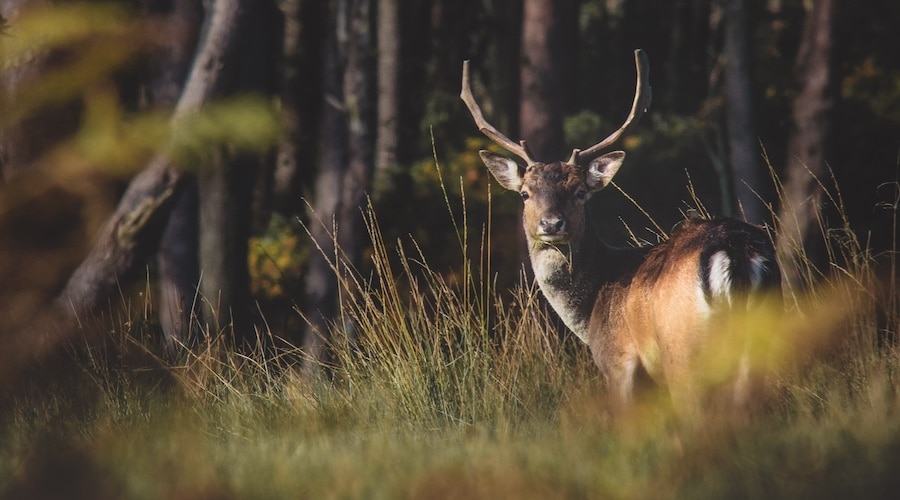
{"left": 478, "top": 152, "right": 781, "bottom": 415}
{"left": 589, "top": 218, "right": 780, "bottom": 413}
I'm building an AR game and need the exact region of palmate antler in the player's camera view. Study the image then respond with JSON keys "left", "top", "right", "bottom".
{"left": 461, "top": 49, "right": 652, "bottom": 166}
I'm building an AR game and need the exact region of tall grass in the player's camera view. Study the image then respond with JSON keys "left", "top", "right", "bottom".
{"left": 1, "top": 162, "right": 899, "bottom": 499}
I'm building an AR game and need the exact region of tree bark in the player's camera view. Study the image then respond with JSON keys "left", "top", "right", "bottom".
{"left": 157, "top": 182, "right": 198, "bottom": 353}
{"left": 142, "top": 0, "right": 203, "bottom": 354}
{"left": 519, "top": 0, "right": 565, "bottom": 162}
{"left": 488, "top": 0, "right": 522, "bottom": 139}
{"left": 302, "top": 0, "right": 375, "bottom": 376}
{"left": 777, "top": 0, "right": 836, "bottom": 290}
{"left": 197, "top": 151, "right": 254, "bottom": 338}
{"left": 723, "top": 0, "right": 766, "bottom": 223}
{"left": 302, "top": 14, "right": 344, "bottom": 372}
{"left": 273, "top": 0, "right": 304, "bottom": 212}
{"left": 196, "top": 0, "right": 270, "bottom": 343}
{"left": 2, "top": 0, "right": 247, "bottom": 381}
{"left": 60, "top": 0, "right": 246, "bottom": 310}
{"left": 374, "top": 0, "right": 399, "bottom": 197}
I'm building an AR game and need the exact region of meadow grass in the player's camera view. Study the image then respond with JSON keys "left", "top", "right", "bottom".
{"left": 1, "top": 171, "right": 898, "bottom": 499}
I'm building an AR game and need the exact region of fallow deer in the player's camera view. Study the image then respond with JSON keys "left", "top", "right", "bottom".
{"left": 461, "top": 50, "right": 782, "bottom": 414}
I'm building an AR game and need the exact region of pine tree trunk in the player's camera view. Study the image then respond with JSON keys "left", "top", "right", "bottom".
{"left": 777, "top": 0, "right": 836, "bottom": 291}
{"left": 273, "top": 0, "right": 304, "bottom": 212}
{"left": 143, "top": 0, "right": 203, "bottom": 354}
{"left": 302, "top": 0, "right": 374, "bottom": 377}
{"left": 374, "top": 0, "right": 399, "bottom": 197}
{"left": 724, "top": 0, "right": 766, "bottom": 223}
{"left": 519, "top": 0, "right": 564, "bottom": 162}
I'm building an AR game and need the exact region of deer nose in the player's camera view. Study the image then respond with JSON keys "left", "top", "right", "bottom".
{"left": 539, "top": 217, "right": 566, "bottom": 235}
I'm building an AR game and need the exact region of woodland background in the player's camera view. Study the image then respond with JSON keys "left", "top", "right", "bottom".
{"left": 0, "top": 0, "right": 898, "bottom": 375}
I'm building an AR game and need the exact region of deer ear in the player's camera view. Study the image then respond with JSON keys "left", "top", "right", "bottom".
{"left": 586, "top": 151, "right": 625, "bottom": 190}
{"left": 479, "top": 151, "right": 524, "bottom": 191}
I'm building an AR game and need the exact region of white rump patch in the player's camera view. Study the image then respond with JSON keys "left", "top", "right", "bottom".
{"left": 708, "top": 250, "right": 732, "bottom": 304}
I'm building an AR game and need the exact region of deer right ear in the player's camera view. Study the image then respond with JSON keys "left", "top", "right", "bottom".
{"left": 586, "top": 151, "right": 626, "bottom": 190}
{"left": 479, "top": 151, "right": 524, "bottom": 191}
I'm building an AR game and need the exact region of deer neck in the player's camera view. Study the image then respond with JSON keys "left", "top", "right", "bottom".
{"left": 528, "top": 230, "right": 646, "bottom": 344}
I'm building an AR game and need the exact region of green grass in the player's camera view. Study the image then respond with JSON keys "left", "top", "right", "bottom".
{"left": 2, "top": 173, "right": 899, "bottom": 499}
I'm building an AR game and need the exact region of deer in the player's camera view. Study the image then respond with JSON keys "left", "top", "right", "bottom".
{"left": 460, "top": 50, "right": 782, "bottom": 415}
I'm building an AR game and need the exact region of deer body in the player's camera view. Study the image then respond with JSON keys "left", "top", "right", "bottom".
{"left": 462, "top": 50, "right": 781, "bottom": 411}
{"left": 589, "top": 217, "right": 780, "bottom": 406}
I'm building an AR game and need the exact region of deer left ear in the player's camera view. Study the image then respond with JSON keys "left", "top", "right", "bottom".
{"left": 586, "top": 151, "right": 625, "bottom": 191}
{"left": 479, "top": 150, "right": 524, "bottom": 191}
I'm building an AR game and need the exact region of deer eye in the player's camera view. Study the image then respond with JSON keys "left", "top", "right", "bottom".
{"left": 520, "top": 191, "right": 530, "bottom": 201}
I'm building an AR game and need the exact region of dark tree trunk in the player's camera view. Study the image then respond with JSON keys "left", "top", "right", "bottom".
{"left": 337, "top": 0, "right": 375, "bottom": 263}
{"left": 519, "top": 0, "right": 565, "bottom": 162}
{"left": 724, "top": 0, "right": 766, "bottom": 223}
{"left": 487, "top": 0, "right": 522, "bottom": 139}
{"left": 157, "top": 181, "right": 198, "bottom": 354}
{"left": 197, "top": 151, "right": 253, "bottom": 337}
{"left": 395, "top": 0, "right": 431, "bottom": 166}
{"left": 142, "top": 0, "right": 203, "bottom": 354}
{"left": 197, "top": 0, "right": 271, "bottom": 343}
{"left": 302, "top": 0, "right": 375, "bottom": 376}
{"left": 273, "top": 0, "right": 304, "bottom": 213}
{"left": 777, "top": 0, "right": 836, "bottom": 291}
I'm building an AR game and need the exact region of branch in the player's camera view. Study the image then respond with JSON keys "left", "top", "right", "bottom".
{"left": 1, "top": 0, "right": 247, "bottom": 384}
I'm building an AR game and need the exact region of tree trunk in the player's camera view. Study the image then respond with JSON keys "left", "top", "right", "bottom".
{"left": 197, "top": 150, "right": 253, "bottom": 337}
{"left": 724, "top": 0, "right": 766, "bottom": 223}
{"left": 302, "top": 0, "right": 375, "bottom": 376}
{"left": 519, "top": 0, "right": 565, "bottom": 162}
{"left": 61, "top": 0, "right": 246, "bottom": 312}
{"left": 197, "top": 0, "right": 270, "bottom": 343}
{"left": 142, "top": 0, "right": 203, "bottom": 354}
{"left": 1, "top": 0, "right": 248, "bottom": 382}
{"left": 373, "top": 0, "right": 399, "bottom": 198}
{"left": 273, "top": 0, "right": 304, "bottom": 213}
{"left": 337, "top": 0, "right": 375, "bottom": 264}
{"left": 157, "top": 181, "right": 198, "bottom": 354}
{"left": 487, "top": 0, "right": 522, "bottom": 139}
{"left": 777, "top": 0, "right": 836, "bottom": 291}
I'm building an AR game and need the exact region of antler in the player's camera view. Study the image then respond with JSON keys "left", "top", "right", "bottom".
{"left": 460, "top": 60, "right": 536, "bottom": 166}
{"left": 570, "top": 49, "right": 652, "bottom": 165}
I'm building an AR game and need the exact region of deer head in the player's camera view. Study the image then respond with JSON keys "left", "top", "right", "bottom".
{"left": 478, "top": 151, "right": 625, "bottom": 246}
{"left": 460, "top": 49, "right": 651, "bottom": 248}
